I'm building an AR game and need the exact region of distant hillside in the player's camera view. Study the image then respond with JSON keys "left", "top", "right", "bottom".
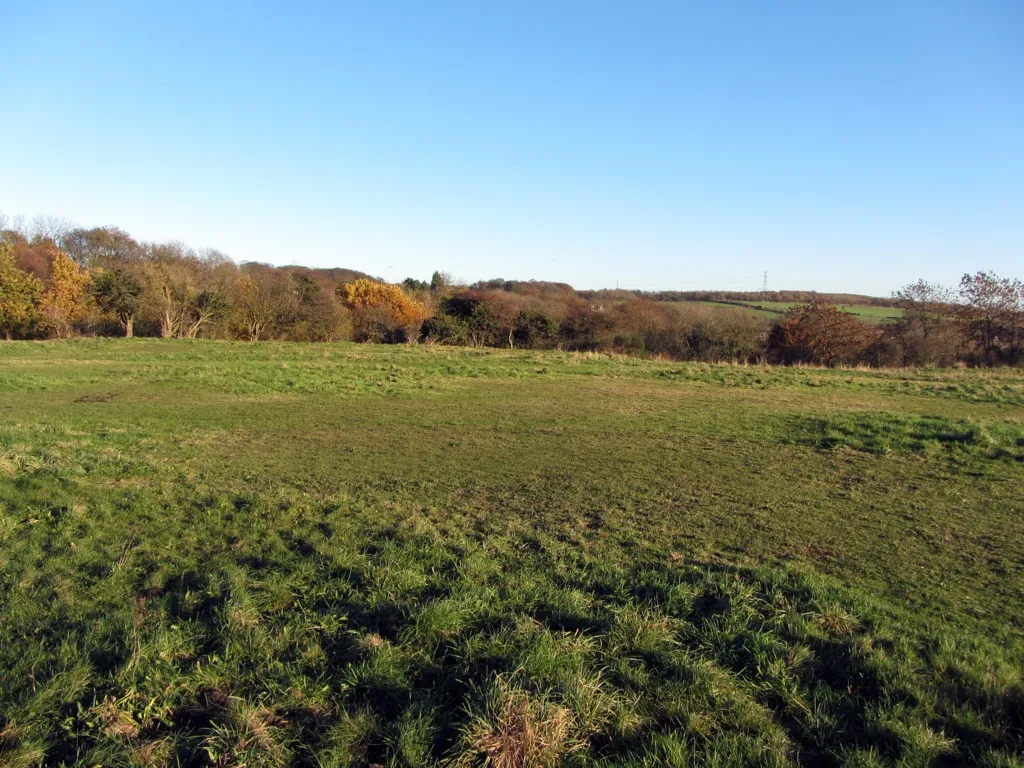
{"left": 469, "top": 278, "right": 577, "bottom": 296}
{"left": 578, "top": 289, "right": 898, "bottom": 307}
{"left": 277, "top": 265, "right": 381, "bottom": 285}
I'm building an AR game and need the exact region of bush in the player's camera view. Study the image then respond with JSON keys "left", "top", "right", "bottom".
{"left": 559, "top": 304, "right": 615, "bottom": 351}
{"left": 513, "top": 310, "right": 558, "bottom": 349}
{"left": 421, "top": 313, "right": 470, "bottom": 345}
{"left": 351, "top": 305, "right": 415, "bottom": 343}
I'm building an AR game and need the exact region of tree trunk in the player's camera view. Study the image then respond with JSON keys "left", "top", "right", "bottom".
{"left": 124, "top": 316, "right": 134, "bottom": 338}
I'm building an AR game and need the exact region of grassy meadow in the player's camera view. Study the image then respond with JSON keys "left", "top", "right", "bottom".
{"left": 1, "top": 340, "right": 1022, "bottom": 766}
{"left": 661, "top": 301, "right": 903, "bottom": 324}
{"left": 741, "top": 303, "right": 903, "bottom": 324}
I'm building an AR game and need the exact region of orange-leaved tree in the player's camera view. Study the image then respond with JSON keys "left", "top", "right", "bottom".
{"left": 38, "top": 251, "right": 92, "bottom": 338}
{"left": 777, "top": 301, "right": 881, "bottom": 366}
{"left": 337, "top": 279, "right": 428, "bottom": 342}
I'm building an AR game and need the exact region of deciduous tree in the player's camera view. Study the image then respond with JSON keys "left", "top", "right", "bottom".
{"left": 143, "top": 258, "right": 194, "bottom": 338}
{"left": 62, "top": 226, "right": 143, "bottom": 268}
{"left": 142, "top": 246, "right": 232, "bottom": 338}
{"left": 957, "top": 271, "right": 1024, "bottom": 364}
{"left": 894, "top": 281, "right": 952, "bottom": 340}
{"left": 513, "top": 309, "right": 558, "bottom": 349}
{"left": 285, "top": 272, "right": 341, "bottom": 341}
{"left": 337, "top": 279, "right": 428, "bottom": 342}
{"left": 0, "top": 243, "right": 43, "bottom": 340}
{"left": 235, "top": 270, "right": 290, "bottom": 341}
{"left": 892, "top": 280, "right": 959, "bottom": 365}
{"left": 38, "top": 252, "right": 92, "bottom": 338}
{"left": 92, "top": 267, "right": 143, "bottom": 337}
{"left": 430, "top": 271, "right": 450, "bottom": 293}
{"left": 558, "top": 302, "right": 615, "bottom": 351}
{"left": 775, "top": 302, "right": 881, "bottom": 366}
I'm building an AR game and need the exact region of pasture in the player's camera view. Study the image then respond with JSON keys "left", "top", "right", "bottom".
{"left": 1, "top": 340, "right": 1022, "bottom": 766}
{"left": 660, "top": 300, "right": 903, "bottom": 324}
{"left": 739, "top": 302, "right": 903, "bottom": 324}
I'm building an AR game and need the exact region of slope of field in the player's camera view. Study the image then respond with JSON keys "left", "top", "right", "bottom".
{"left": 1, "top": 341, "right": 1022, "bottom": 766}
{"left": 747, "top": 302, "right": 902, "bottom": 323}
{"left": 664, "top": 300, "right": 903, "bottom": 324}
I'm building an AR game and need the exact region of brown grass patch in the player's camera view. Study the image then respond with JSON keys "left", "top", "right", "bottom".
{"left": 457, "top": 682, "right": 582, "bottom": 768}
{"left": 815, "top": 604, "right": 859, "bottom": 637}
{"left": 92, "top": 695, "right": 141, "bottom": 739}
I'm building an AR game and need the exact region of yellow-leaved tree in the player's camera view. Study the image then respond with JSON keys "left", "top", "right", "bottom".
{"left": 39, "top": 252, "right": 92, "bottom": 338}
{"left": 0, "top": 242, "right": 44, "bottom": 340}
{"left": 337, "top": 279, "right": 428, "bottom": 342}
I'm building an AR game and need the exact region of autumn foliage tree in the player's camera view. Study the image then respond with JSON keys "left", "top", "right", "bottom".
{"left": 772, "top": 301, "right": 881, "bottom": 366}
{"left": 337, "top": 279, "right": 428, "bottom": 342}
{"left": 0, "top": 243, "right": 43, "bottom": 340}
{"left": 38, "top": 252, "right": 91, "bottom": 338}
{"left": 7, "top": 211, "right": 1024, "bottom": 368}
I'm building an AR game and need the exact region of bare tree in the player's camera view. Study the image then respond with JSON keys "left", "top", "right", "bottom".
{"left": 892, "top": 280, "right": 960, "bottom": 365}
{"left": 235, "top": 268, "right": 290, "bottom": 341}
{"left": 894, "top": 280, "right": 953, "bottom": 340}
{"left": 958, "top": 271, "right": 1024, "bottom": 364}
{"left": 144, "top": 259, "right": 193, "bottom": 338}
{"left": 198, "top": 247, "right": 232, "bottom": 268}
{"left": 182, "top": 288, "right": 228, "bottom": 338}
{"left": 30, "top": 214, "right": 73, "bottom": 243}
{"left": 62, "top": 226, "right": 143, "bottom": 267}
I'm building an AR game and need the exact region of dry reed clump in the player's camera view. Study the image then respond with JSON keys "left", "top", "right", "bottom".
{"left": 91, "top": 696, "right": 141, "bottom": 739}
{"left": 814, "top": 603, "right": 859, "bottom": 637}
{"left": 354, "top": 632, "right": 388, "bottom": 656}
{"left": 455, "top": 681, "right": 584, "bottom": 768}
{"left": 203, "top": 699, "right": 290, "bottom": 767}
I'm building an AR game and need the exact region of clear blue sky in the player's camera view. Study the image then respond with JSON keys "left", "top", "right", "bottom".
{"left": 2, "top": 1, "right": 1022, "bottom": 294}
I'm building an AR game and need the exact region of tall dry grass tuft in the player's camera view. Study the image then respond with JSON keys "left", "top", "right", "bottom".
{"left": 455, "top": 680, "right": 583, "bottom": 768}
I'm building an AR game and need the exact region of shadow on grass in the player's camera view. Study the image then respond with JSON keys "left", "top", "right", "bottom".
{"left": 787, "top": 411, "right": 1024, "bottom": 463}
{"left": 2, "top": 517, "right": 1023, "bottom": 767}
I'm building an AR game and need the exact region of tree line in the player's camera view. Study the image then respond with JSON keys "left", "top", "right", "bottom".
{"left": 0, "top": 214, "right": 1021, "bottom": 367}
{"left": 578, "top": 288, "right": 899, "bottom": 307}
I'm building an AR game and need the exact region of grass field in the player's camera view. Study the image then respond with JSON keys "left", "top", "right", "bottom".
{"left": 1, "top": 340, "right": 1022, "bottom": 766}
{"left": 664, "top": 301, "right": 903, "bottom": 324}
{"left": 741, "top": 303, "right": 903, "bottom": 324}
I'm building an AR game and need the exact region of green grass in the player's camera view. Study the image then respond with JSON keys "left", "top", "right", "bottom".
{"left": 665, "top": 300, "right": 903, "bottom": 324}
{"left": 1, "top": 340, "right": 1022, "bottom": 766}
{"left": 738, "top": 302, "right": 903, "bottom": 324}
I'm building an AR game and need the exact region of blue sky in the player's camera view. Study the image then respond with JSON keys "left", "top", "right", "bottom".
{"left": 2, "top": 1, "right": 1022, "bottom": 294}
